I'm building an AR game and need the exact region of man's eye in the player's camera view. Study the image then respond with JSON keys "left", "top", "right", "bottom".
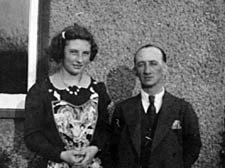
{"left": 149, "top": 61, "right": 158, "bottom": 66}
{"left": 137, "top": 63, "right": 144, "bottom": 67}
{"left": 83, "top": 51, "right": 90, "bottom": 56}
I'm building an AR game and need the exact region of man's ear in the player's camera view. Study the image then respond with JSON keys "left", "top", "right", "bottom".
{"left": 162, "top": 62, "right": 168, "bottom": 75}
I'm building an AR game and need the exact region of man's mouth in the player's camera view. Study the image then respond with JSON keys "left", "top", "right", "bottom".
{"left": 144, "top": 76, "right": 153, "bottom": 80}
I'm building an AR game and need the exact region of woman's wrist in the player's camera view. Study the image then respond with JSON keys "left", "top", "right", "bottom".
{"left": 90, "top": 146, "right": 99, "bottom": 153}
{"left": 60, "top": 151, "right": 66, "bottom": 161}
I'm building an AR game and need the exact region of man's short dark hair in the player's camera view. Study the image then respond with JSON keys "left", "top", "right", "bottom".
{"left": 134, "top": 44, "right": 167, "bottom": 64}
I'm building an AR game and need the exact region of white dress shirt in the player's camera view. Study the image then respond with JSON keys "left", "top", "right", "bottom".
{"left": 141, "top": 88, "right": 165, "bottom": 114}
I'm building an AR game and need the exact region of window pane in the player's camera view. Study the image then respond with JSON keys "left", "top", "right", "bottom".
{"left": 0, "top": 0, "right": 29, "bottom": 93}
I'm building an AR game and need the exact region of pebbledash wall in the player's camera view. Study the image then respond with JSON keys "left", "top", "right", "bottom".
{"left": 0, "top": 0, "right": 225, "bottom": 167}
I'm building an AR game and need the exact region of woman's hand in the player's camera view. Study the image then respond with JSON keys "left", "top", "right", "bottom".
{"left": 75, "top": 146, "right": 98, "bottom": 166}
{"left": 60, "top": 150, "right": 85, "bottom": 165}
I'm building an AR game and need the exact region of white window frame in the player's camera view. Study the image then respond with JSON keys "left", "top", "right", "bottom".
{"left": 0, "top": 0, "right": 39, "bottom": 110}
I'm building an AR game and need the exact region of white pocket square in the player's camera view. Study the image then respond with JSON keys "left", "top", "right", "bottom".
{"left": 171, "top": 120, "right": 182, "bottom": 129}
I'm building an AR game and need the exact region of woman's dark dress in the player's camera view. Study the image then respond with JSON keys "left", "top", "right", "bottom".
{"left": 24, "top": 78, "right": 111, "bottom": 168}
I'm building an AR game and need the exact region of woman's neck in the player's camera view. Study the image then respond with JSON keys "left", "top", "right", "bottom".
{"left": 50, "top": 68, "right": 91, "bottom": 89}
{"left": 60, "top": 68, "right": 83, "bottom": 86}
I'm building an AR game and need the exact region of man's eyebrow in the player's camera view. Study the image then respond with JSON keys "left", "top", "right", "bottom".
{"left": 69, "top": 49, "right": 78, "bottom": 51}
{"left": 83, "top": 51, "right": 91, "bottom": 53}
{"left": 136, "top": 60, "right": 145, "bottom": 63}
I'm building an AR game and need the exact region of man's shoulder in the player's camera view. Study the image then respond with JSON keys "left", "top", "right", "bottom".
{"left": 165, "top": 91, "right": 183, "bottom": 101}
{"left": 116, "top": 94, "right": 140, "bottom": 107}
{"left": 164, "top": 91, "right": 192, "bottom": 107}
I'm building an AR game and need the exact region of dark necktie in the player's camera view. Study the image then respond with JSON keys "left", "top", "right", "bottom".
{"left": 144, "top": 95, "right": 157, "bottom": 144}
{"left": 148, "top": 95, "right": 156, "bottom": 129}
{"left": 141, "top": 95, "right": 157, "bottom": 168}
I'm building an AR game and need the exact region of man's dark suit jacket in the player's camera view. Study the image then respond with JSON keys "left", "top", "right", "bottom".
{"left": 110, "top": 91, "right": 202, "bottom": 168}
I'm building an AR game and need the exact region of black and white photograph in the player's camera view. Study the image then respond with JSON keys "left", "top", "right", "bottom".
{"left": 0, "top": 0, "right": 224, "bottom": 168}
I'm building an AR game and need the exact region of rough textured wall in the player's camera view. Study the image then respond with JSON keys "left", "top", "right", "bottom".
{"left": 49, "top": 0, "right": 225, "bottom": 167}
{"left": 0, "top": 119, "right": 29, "bottom": 168}
{"left": 0, "top": 0, "right": 224, "bottom": 167}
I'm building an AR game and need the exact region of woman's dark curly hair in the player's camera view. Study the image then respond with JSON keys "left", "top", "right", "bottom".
{"left": 47, "top": 23, "right": 98, "bottom": 63}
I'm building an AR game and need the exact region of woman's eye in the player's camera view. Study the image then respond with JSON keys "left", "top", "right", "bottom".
{"left": 71, "top": 51, "right": 78, "bottom": 55}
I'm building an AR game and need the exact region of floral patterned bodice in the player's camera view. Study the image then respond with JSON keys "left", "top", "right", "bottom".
{"left": 47, "top": 79, "right": 102, "bottom": 168}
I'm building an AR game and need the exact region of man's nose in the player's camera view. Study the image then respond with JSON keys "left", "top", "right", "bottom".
{"left": 144, "top": 65, "right": 152, "bottom": 74}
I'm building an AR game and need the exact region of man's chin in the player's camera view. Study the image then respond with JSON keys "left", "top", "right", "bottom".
{"left": 141, "top": 83, "right": 154, "bottom": 88}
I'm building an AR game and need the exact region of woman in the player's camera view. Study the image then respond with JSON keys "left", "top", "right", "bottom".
{"left": 24, "top": 23, "right": 111, "bottom": 168}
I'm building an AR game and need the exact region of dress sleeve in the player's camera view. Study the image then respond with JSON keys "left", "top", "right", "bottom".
{"left": 24, "top": 82, "right": 64, "bottom": 163}
{"left": 90, "top": 82, "right": 111, "bottom": 151}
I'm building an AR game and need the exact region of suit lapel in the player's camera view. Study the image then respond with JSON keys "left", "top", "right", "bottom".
{"left": 125, "top": 94, "right": 142, "bottom": 157}
{"left": 124, "top": 92, "right": 180, "bottom": 155}
{"left": 151, "top": 92, "right": 178, "bottom": 152}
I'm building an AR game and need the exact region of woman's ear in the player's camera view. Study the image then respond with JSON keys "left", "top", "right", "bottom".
{"left": 133, "top": 66, "right": 138, "bottom": 76}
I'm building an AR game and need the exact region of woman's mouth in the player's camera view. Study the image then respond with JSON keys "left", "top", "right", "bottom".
{"left": 72, "top": 64, "right": 83, "bottom": 69}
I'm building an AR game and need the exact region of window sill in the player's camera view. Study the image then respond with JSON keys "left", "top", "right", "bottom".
{"left": 0, "top": 109, "right": 24, "bottom": 119}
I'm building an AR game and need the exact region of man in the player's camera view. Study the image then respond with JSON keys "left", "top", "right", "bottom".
{"left": 110, "top": 44, "right": 202, "bottom": 168}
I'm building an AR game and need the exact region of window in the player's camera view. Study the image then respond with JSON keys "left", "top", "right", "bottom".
{"left": 0, "top": 0, "right": 29, "bottom": 94}
{"left": 0, "top": 0, "right": 40, "bottom": 116}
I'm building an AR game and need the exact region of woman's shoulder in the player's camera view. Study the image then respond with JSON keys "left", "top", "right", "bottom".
{"left": 90, "top": 78, "right": 111, "bottom": 102}
{"left": 90, "top": 78, "right": 106, "bottom": 91}
{"left": 27, "top": 77, "right": 51, "bottom": 94}
{"left": 91, "top": 78, "right": 111, "bottom": 106}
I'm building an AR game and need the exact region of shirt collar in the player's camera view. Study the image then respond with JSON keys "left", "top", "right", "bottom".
{"left": 141, "top": 87, "right": 165, "bottom": 113}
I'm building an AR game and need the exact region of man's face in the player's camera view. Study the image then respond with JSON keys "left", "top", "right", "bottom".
{"left": 134, "top": 47, "right": 165, "bottom": 88}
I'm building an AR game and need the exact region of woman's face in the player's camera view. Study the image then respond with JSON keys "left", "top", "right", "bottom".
{"left": 63, "top": 39, "right": 91, "bottom": 76}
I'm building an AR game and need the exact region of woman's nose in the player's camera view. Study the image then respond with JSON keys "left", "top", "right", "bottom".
{"left": 76, "top": 53, "right": 83, "bottom": 62}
